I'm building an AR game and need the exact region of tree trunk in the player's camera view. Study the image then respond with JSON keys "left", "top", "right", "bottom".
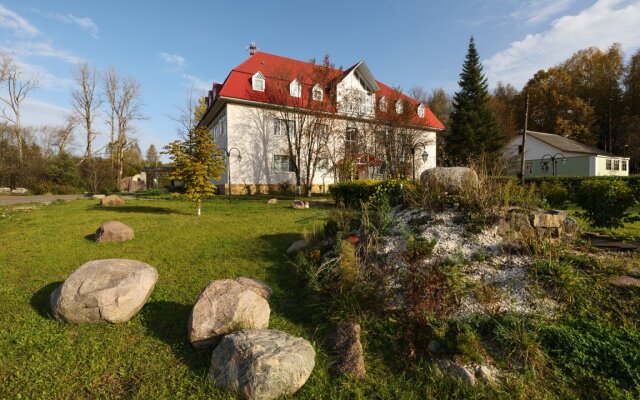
{"left": 196, "top": 199, "right": 201, "bottom": 216}
{"left": 15, "top": 110, "right": 22, "bottom": 162}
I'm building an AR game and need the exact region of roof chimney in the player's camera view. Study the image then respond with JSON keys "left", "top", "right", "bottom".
{"left": 248, "top": 42, "right": 258, "bottom": 56}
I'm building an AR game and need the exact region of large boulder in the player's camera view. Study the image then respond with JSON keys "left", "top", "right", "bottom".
{"left": 325, "top": 322, "right": 366, "bottom": 378}
{"left": 291, "top": 200, "right": 309, "bottom": 209}
{"left": 420, "top": 167, "right": 479, "bottom": 195}
{"left": 100, "top": 195, "right": 125, "bottom": 206}
{"left": 210, "top": 329, "right": 316, "bottom": 400}
{"left": 0, "top": 187, "right": 11, "bottom": 193}
{"left": 51, "top": 259, "right": 158, "bottom": 323}
{"left": 11, "top": 187, "right": 28, "bottom": 194}
{"left": 189, "top": 279, "right": 270, "bottom": 348}
{"left": 236, "top": 277, "right": 273, "bottom": 300}
{"left": 95, "top": 221, "right": 134, "bottom": 243}
{"left": 267, "top": 198, "right": 278, "bottom": 205}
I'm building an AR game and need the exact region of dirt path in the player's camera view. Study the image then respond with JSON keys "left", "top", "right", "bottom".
{"left": 0, "top": 194, "right": 88, "bottom": 206}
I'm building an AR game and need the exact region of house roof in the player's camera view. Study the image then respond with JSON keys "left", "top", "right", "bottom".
{"left": 207, "top": 51, "right": 444, "bottom": 130}
{"left": 525, "top": 130, "right": 611, "bottom": 156}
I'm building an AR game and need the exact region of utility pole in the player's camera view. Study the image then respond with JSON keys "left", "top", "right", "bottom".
{"left": 519, "top": 94, "right": 529, "bottom": 184}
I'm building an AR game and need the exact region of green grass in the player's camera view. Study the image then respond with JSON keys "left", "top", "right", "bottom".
{"left": 565, "top": 203, "right": 640, "bottom": 240}
{"left": 1, "top": 198, "right": 639, "bottom": 399}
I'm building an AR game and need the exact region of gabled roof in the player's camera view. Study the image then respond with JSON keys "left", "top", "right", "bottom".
{"left": 525, "top": 130, "right": 609, "bottom": 156}
{"left": 208, "top": 51, "right": 444, "bottom": 130}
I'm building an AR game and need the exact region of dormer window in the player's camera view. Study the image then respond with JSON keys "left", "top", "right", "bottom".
{"left": 417, "top": 104, "right": 425, "bottom": 118}
{"left": 252, "top": 72, "right": 265, "bottom": 92}
{"left": 290, "top": 79, "right": 301, "bottom": 98}
{"left": 312, "top": 83, "right": 323, "bottom": 101}
{"left": 395, "top": 100, "right": 403, "bottom": 114}
{"left": 379, "top": 96, "right": 387, "bottom": 111}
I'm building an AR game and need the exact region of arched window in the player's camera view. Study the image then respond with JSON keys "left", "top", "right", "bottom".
{"left": 395, "top": 100, "right": 403, "bottom": 114}
{"left": 252, "top": 71, "right": 265, "bottom": 91}
{"left": 290, "top": 79, "right": 301, "bottom": 98}
{"left": 379, "top": 96, "right": 387, "bottom": 111}
{"left": 312, "top": 83, "right": 323, "bottom": 101}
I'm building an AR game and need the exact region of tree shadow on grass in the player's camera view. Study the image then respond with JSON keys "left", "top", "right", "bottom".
{"left": 258, "top": 233, "right": 320, "bottom": 327}
{"left": 30, "top": 281, "right": 62, "bottom": 318}
{"left": 91, "top": 205, "right": 186, "bottom": 215}
{"left": 140, "top": 301, "right": 211, "bottom": 375}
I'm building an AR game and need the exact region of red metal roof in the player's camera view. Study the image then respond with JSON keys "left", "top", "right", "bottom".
{"left": 213, "top": 52, "right": 445, "bottom": 130}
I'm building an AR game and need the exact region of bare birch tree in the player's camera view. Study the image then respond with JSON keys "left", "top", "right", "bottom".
{"left": 71, "top": 63, "right": 102, "bottom": 160}
{"left": 171, "top": 86, "right": 206, "bottom": 139}
{"left": 0, "top": 54, "right": 39, "bottom": 161}
{"left": 103, "top": 68, "right": 144, "bottom": 185}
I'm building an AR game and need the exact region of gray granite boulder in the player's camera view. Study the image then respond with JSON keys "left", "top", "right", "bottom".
{"left": 189, "top": 279, "right": 270, "bottom": 348}
{"left": 236, "top": 277, "right": 273, "bottom": 300}
{"left": 100, "top": 195, "right": 125, "bottom": 206}
{"left": 210, "top": 329, "right": 316, "bottom": 400}
{"left": 95, "top": 221, "right": 134, "bottom": 243}
{"left": 420, "top": 167, "right": 479, "bottom": 195}
{"left": 291, "top": 200, "right": 306, "bottom": 209}
{"left": 51, "top": 259, "right": 158, "bottom": 323}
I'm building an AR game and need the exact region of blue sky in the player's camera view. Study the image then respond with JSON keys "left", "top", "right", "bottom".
{"left": 1, "top": 0, "right": 639, "bottom": 159}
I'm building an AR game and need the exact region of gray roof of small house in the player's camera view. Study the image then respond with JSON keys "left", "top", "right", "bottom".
{"left": 525, "top": 130, "right": 611, "bottom": 156}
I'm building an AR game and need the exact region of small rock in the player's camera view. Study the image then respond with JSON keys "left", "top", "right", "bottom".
{"left": 11, "top": 187, "right": 28, "bottom": 194}
{"left": 453, "top": 364, "right": 476, "bottom": 386}
{"left": 476, "top": 365, "right": 499, "bottom": 385}
{"left": 236, "top": 276, "right": 273, "bottom": 299}
{"left": 292, "top": 200, "right": 306, "bottom": 209}
{"left": 267, "top": 198, "right": 278, "bottom": 204}
{"left": 209, "top": 329, "right": 315, "bottom": 400}
{"left": 100, "top": 195, "right": 125, "bottom": 206}
{"left": 41, "top": 201, "right": 51, "bottom": 206}
{"left": 189, "top": 279, "right": 270, "bottom": 348}
{"left": 11, "top": 205, "right": 36, "bottom": 211}
{"left": 305, "top": 201, "right": 310, "bottom": 209}
{"left": 286, "top": 239, "right": 307, "bottom": 254}
{"left": 0, "top": 187, "right": 11, "bottom": 193}
{"left": 51, "top": 259, "right": 158, "bottom": 323}
{"left": 609, "top": 276, "right": 640, "bottom": 287}
{"left": 93, "top": 194, "right": 106, "bottom": 199}
{"left": 325, "top": 322, "right": 366, "bottom": 378}
{"left": 95, "top": 221, "right": 134, "bottom": 243}
{"left": 530, "top": 212, "right": 564, "bottom": 228}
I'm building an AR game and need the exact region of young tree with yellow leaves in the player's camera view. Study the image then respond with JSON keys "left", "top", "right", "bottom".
{"left": 163, "top": 126, "right": 224, "bottom": 216}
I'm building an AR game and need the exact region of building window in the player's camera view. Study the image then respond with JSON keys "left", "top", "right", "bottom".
{"left": 395, "top": 100, "right": 403, "bottom": 114}
{"left": 211, "top": 112, "right": 227, "bottom": 139}
{"left": 541, "top": 161, "right": 550, "bottom": 173}
{"left": 417, "top": 104, "right": 425, "bottom": 118}
{"left": 312, "top": 84, "right": 323, "bottom": 101}
{"left": 606, "top": 159, "right": 612, "bottom": 170}
{"left": 274, "top": 119, "right": 295, "bottom": 137}
{"left": 362, "top": 93, "right": 373, "bottom": 114}
{"left": 290, "top": 79, "right": 301, "bottom": 98}
{"left": 346, "top": 127, "right": 357, "bottom": 154}
{"left": 614, "top": 159, "right": 620, "bottom": 170}
{"left": 273, "top": 155, "right": 294, "bottom": 172}
{"left": 622, "top": 160, "right": 628, "bottom": 171}
{"left": 252, "top": 72, "right": 265, "bottom": 92}
{"left": 379, "top": 96, "right": 387, "bottom": 111}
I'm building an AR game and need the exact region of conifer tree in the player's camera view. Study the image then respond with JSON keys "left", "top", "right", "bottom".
{"left": 447, "top": 37, "right": 502, "bottom": 164}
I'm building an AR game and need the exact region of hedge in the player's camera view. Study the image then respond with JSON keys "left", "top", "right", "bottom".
{"left": 523, "top": 175, "right": 640, "bottom": 202}
{"left": 328, "top": 179, "right": 406, "bottom": 208}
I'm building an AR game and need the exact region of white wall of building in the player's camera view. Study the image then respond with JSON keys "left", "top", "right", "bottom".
{"left": 505, "top": 135, "right": 584, "bottom": 160}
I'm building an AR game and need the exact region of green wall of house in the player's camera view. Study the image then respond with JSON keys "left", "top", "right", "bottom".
{"left": 510, "top": 156, "right": 591, "bottom": 177}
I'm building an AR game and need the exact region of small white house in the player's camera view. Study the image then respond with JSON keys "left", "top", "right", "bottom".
{"left": 504, "top": 130, "right": 631, "bottom": 177}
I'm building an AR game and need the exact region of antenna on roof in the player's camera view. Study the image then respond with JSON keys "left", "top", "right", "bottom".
{"left": 247, "top": 42, "right": 258, "bottom": 56}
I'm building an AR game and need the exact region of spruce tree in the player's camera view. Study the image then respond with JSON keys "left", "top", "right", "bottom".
{"left": 447, "top": 37, "right": 502, "bottom": 164}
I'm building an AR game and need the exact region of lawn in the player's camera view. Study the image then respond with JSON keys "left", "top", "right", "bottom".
{"left": 565, "top": 203, "right": 640, "bottom": 240}
{"left": 0, "top": 198, "right": 334, "bottom": 399}
{"left": 2, "top": 197, "right": 639, "bottom": 400}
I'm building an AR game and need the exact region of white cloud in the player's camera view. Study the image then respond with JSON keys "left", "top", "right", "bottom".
{"left": 159, "top": 52, "right": 185, "bottom": 66}
{"left": 29, "top": 8, "right": 99, "bottom": 39}
{"left": 0, "top": 4, "right": 39, "bottom": 36}
{"left": 181, "top": 74, "right": 212, "bottom": 92}
{"left": 485, "top": 0, "right": 640, "bottom": 88}
{"left": 510, "top": 0, "right": 576, "bottom": 26}
{"left": 5, "top": 40, "right": 84, "bottom": 64}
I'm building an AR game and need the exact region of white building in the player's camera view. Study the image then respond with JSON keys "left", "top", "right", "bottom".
{"left": 198, "top": 51, "right": 444, "bottom": 194}
{"left": 504, "top": 130, "right": 631, "bottom": 177}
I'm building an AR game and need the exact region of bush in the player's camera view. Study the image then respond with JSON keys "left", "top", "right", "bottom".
{"left": 538, "top": 181, "right": 571, "bottom": 208}
{"left": 329, "top": 179, "right": 406, "bottom": 208}
{"left": 406, "top": 235, "right": 437, "bottom": 261}
{"left": 574, "top": 179, "right": 635, "bottom": 228}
